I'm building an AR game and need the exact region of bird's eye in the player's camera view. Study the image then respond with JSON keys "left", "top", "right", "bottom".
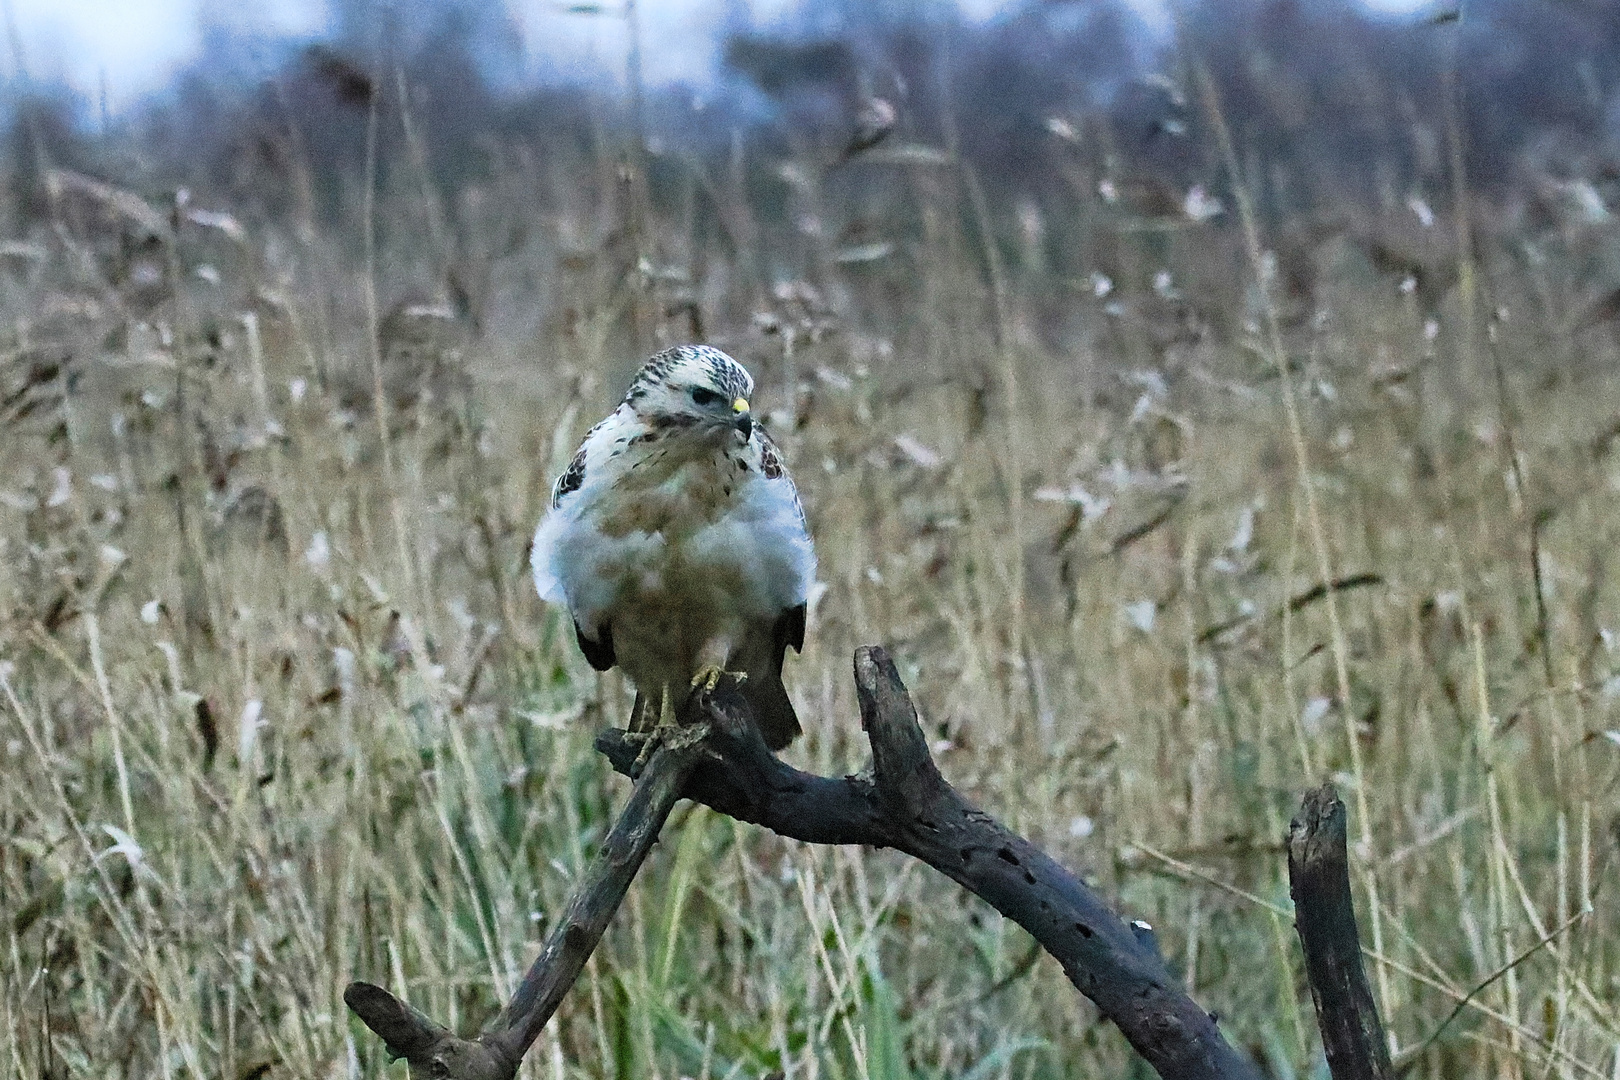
{"left": 690, "top": 387, "right": 723, "bottom": 408}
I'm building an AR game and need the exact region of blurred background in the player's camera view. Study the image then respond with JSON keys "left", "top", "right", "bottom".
{"left": 7, "top": 0, "right": 1620, "bottom": 390}
{"left": 4, "top": 2, "right": 1620, "bottom": 1079}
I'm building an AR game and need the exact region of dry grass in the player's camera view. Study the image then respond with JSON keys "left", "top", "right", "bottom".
{"left": 3, "top": 109, "right": 1620, "bottom": 1080}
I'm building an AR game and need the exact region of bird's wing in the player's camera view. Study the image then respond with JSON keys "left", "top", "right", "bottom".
{"left": 738, "top": 430, "right": 813, "bottom": 749}
{"left": 531, "top": 415, "right": 616, "bottom": 606}
{"left": 756, "top": 427, "right": 795, "bottom": 493}
{"left": 574, "top": 619, "right": 615, "bottom": 671}
{"left": 551, "top": 439, "right": 589, "bottom": 508}
{"left": 757, "top": 427, "right": 810, "bottom": 538}
{"left": 752, "top": 427, "right": 816, "bottom": 607}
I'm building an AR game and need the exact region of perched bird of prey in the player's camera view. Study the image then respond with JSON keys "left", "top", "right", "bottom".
{"left": 531, "top": 346, "right": 815, "bottom": 750}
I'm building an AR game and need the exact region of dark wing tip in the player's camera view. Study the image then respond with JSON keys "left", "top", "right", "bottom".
{"left": 575, "top": 620, "right": 616, "bottom": 671}
{"left": 781, "top": 603, "right": 807, "bottom": 654}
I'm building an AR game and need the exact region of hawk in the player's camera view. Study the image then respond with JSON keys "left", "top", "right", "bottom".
{"left": 531, "top": 345, "right": 815, "bottom": 749}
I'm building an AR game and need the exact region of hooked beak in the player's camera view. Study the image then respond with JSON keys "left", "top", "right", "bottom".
{"left": 731, "top": 397, "right": 752, "bottom": 438}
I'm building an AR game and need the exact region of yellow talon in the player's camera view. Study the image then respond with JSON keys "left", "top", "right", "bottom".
{"left": 690, "top": 665, "right": 745, "bottom": 693}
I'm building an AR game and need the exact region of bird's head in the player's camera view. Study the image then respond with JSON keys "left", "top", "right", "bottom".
{"left": 623, "top": 345, "right": 755, "bottom": 440}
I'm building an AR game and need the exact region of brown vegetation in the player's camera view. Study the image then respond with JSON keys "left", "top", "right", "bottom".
{"left": 4, "top": 5, "right": 1620, "bottom": 1076}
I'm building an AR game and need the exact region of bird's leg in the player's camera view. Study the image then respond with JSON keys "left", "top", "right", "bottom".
{"left": 689, "top": 634, "right": 746, "bottom": 695}
{"left": 619, "top": 688, "right": 669, "bottom": 776}
{"left": 628, "top": 684, "right": 697, "bottom": 774}
{"left": 625, "top": 733, "right": 656, "bottom": 777}
{"left": 631, "top": 637, "right": 746, "bottom": 773}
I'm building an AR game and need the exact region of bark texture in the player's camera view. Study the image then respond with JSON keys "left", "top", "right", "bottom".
{"left": 1287, "top": 784, "right": 1394, "bottom": 1080}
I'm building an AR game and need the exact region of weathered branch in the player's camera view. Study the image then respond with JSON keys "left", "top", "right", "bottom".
{"left": 347, "top": 647, "right": 1263, "bottom": 1080}
{"left": 1287, "top": 784, "right": 1393, "bottom": 1080}
{"left": 599, "top": 647, "right": 1261, "bottom": 1080}
{"left": 344, "top": 722, "right": 711, "bottom": 1079}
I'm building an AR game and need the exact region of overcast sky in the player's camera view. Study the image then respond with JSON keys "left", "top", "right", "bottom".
{"left": 4, "top": 0, "right": 1428, "bottom": 114}
{"left": 4, "top": 0, "right": 322, "bottom": 110}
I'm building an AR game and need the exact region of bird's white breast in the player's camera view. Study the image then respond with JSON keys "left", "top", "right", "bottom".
{"left": 531, "top": 414, "right": 814, "bottom": 659}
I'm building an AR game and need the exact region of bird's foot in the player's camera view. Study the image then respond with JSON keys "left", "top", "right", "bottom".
{"left": 690, "top": 665, "right": 746, "bottom": 694}
{"left": 623, "top": 729, "right": 659, "bottom": 776}
{"left": 623, "top": 718, "right": 712, "bottom": 777}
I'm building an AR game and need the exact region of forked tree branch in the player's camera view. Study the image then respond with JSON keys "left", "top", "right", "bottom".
{"left": 597, "top": 647, "right": 1261, "bottom": 1080}
{"left": 344, "top": 722, "right": 712, "bottom": 1079}
{"left": 347, "top": 647, "right": 1262, "bottom": 1080}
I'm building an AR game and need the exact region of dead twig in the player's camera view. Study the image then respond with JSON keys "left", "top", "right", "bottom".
{"left": 1287, "top": 785, "right": 1393, "bottom": 1080}
{"left": 1398, "top": 907, "right": 1587, "bottom": 1068}
{"left": 1199, "top": 573, "right": 1384, "bottom": 644}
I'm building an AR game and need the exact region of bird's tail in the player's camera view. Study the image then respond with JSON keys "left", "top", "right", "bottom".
{"left": 739, "top": 668, "right": 801, "bottom": 751}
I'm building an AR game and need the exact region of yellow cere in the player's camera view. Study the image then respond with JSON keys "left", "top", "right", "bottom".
{"left": 732, "top": 397, "right": 750, "bottom": 413}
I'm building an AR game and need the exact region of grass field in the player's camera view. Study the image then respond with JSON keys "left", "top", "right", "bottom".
{"left": 2, "top": 92, "right": 1620, "bottom": 1080}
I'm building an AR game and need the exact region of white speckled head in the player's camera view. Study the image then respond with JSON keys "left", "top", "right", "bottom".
{"left": 622, "top": 345, "right": 755, "bottom": 432}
